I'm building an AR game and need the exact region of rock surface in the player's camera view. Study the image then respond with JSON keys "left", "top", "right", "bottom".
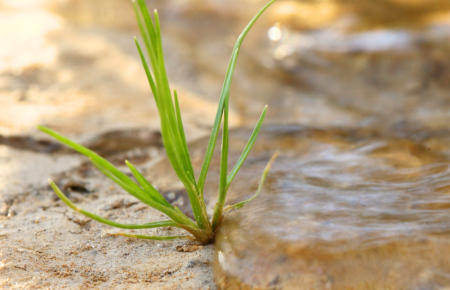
{"left": 211, "top": 126, "right": 450, "bottom": 290}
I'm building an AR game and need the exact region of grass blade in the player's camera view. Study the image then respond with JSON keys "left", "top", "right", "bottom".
{"left": 133, "top": 0, "right": 158, "bottom": 67}
{"left": 135, "top": 0, "right": 191, "bottom": 189}
{"left": 174, "top": 89, "right": 197, "bottom": 186}
{"left": 88, "top": 158, "right": 172, "bottom": 216}
{"left": 108, "top": 232, "right": 194, "bottom": 241}
{"left": 211, "top": 100, "right": 230, "bottom": 230}
{"left": 38, "top": 126, "right": 160, "bottom": 207}
{"left": 38, "top": 126, "right": 197, "bottom": 227}
{"left": 145, "top": 8, "right": 209, "bottom": 230}
{"left": 152, "top": 11, "right": 193, "bottom": 186}
{"left": 133, "top": 0, "right": 211, "bottom": 230}
{"left": 226, "top": 105, "right": 267, "bottom": 188}
{"left": 90, "top": 158, "right": 198, "bottom": 228}
{"left": 197, "top": 0, "right": 277, "bottom": 194}
{"left": 134, "top": 38, "right": 158, "bottom": 104}
{"left": 125, "top": 160, "right": 171, "bottom": 207}
{"left": 224, "top": 151, "right": 279, "bottom": 211}
{"left": 49, "top": 180, "right": 179, "bottom": 229}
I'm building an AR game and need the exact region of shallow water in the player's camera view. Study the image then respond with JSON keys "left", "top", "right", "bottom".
{"left": 210, "top": 126, "right": 450, "bottom": 289}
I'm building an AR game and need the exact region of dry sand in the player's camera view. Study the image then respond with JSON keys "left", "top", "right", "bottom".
{"left": 0, "top": 149, "right": 217, "bottom": 289}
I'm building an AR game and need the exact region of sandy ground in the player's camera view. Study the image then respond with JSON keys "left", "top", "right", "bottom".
{"left": 0, "top": 148, "right": 217, "bottom": 289}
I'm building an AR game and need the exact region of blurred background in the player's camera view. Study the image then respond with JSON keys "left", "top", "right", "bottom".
{"left": 2, "top": 0, "right": 450, "bottom": 136}
{"left": 1, "top": 0, "right": 450, "bottom": 201}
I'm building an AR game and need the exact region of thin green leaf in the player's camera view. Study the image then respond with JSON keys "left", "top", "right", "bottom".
{"left": 125, "top": 160, "right": 171, "bottom": 207}
{"left": 134, "top": 38, "right": 158, "bottom": 104}
{"left": 226, "top": 105, "right": 267, "bottom": 188}
{"left": 211, "top": 100, "right": 230, "bottom": 230}
{"left": 38, "top": 127, "right": 147, "bottom": 199}
{"left": 49, "top": 180, "right": 179, "bottom": 229}
{"left": 134, "top": 3, "right": 204, "bottom": 225}
{"left": 197, "top": 0, "right": 277, "bottom": 194}
{"left": 108, "top": 232, "right": 194, "bottom": 241}
{"left": 132, "top": 1, "right": 152, "bottom": 61}
{"left": 139, "top": 8, "right": 193, "bottom": 191}
{"left": 89, "top": 158, "right": 168, "bottom": 214}
{"left": 89, "top": 158, "right": 198, "bottom": 229}
{"left": 135, "top": 0, "right": 209, "bottom": 229}
{"left": 38, "top": 126, "right": 157, "bottom": 206}
{"left": 212, "top": 105, "right": 268, "bottom": 230}
{"left": 219, "top": 101, "right": 230, "bottom": 200}
{"left": 38, "top": 126, "right": 194, "bottom": 227}
{"left": 134, "top": 0, "right": 158, "bottom": 66}
{"left": 174, "top": 90, "right": 196, "bottom": 185}
{"left": 144, "top": 9, "right": 209, "bottom": 230}
{"left": 224, "top": 151, "right": 279, "bottom": 211}
{"left": 152, "top": 11, "right": 187, "bottom": 180}
{"left": 38, "top": 126, "right": 98, "bottom": 159}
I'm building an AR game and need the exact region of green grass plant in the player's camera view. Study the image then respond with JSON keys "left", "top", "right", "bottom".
{"left": 38, "top": 0, "right": 276, "bottom": 244}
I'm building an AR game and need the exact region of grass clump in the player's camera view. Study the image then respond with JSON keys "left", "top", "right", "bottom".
{"left": 38, "top": 0, "right": 277, "bottom": 244}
